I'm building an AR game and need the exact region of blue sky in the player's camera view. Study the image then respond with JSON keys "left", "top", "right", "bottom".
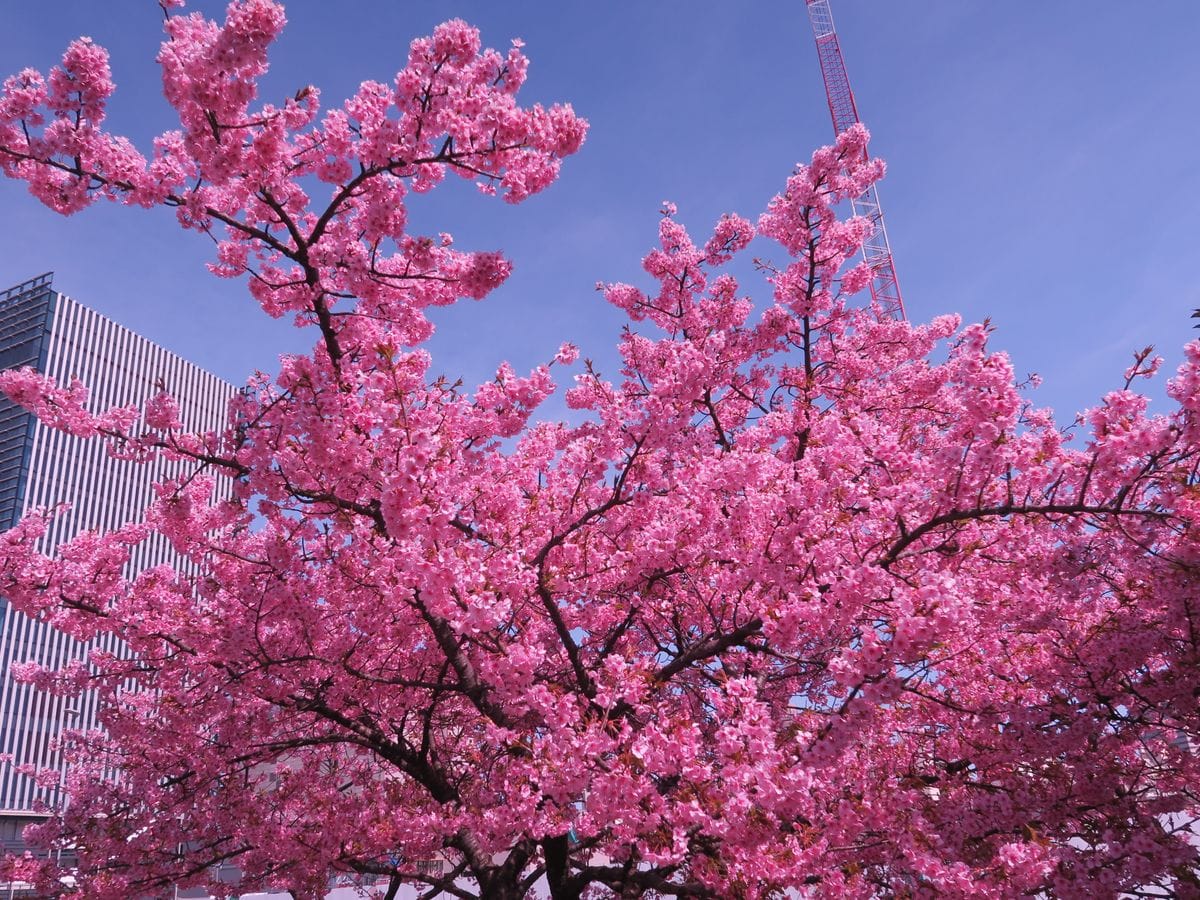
{"left": 1, "top": 2, "right": 1197, "bottom": 424}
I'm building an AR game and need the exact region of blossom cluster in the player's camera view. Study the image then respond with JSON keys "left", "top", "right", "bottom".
{"left": 0, "top": 4, "right": 1198, "bottom": 899}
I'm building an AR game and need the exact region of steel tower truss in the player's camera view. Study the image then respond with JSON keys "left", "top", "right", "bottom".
{"left": 806, "top": 0, "right": 906, "bottom": 320}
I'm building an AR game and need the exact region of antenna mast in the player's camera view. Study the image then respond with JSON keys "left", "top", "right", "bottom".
{"left": 806, "top": 0, "right": 905, "bottom": 320}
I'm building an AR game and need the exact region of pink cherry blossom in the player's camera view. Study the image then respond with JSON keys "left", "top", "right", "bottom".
{"left": 0, "top": 5, "right": 1198, "bottom": 899}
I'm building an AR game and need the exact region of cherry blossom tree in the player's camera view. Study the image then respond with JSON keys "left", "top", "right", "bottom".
{"left": 1, "top": 2, "right": 1199, "bottom": 898}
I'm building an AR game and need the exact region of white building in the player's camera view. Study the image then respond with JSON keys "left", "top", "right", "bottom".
{"left": 0, "top": 273, "right": 235, "bottom": 851}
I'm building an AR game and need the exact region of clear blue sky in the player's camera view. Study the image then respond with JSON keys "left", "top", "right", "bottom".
{"left": 1, "top": 2, "right": 1197, "bottom": 423}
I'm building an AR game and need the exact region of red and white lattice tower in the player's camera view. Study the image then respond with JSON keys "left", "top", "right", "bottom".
{"left": 806, "top": 0, "right": 906, "bottom": 320}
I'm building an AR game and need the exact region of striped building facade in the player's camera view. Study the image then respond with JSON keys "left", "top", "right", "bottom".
{"left": 0, "top": 273, "right": 235, "bottom": 844}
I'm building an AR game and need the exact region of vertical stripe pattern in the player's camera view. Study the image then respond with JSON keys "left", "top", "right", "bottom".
{"left": 0, "top": 277, "right": 235, "bottom": 817}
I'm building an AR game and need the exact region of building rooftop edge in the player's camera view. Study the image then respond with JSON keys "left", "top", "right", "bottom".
{"left": 2, "top": 273, "right": 238, "bottom": 393}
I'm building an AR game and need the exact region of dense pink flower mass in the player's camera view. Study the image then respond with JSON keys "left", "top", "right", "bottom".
{"left": 1, "top": 3, "right": 1199, "bottom": 898}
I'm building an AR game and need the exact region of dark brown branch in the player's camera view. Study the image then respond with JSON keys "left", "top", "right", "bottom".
{"left": 880, "top": 502, "right": 1168, "bottom": 569}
